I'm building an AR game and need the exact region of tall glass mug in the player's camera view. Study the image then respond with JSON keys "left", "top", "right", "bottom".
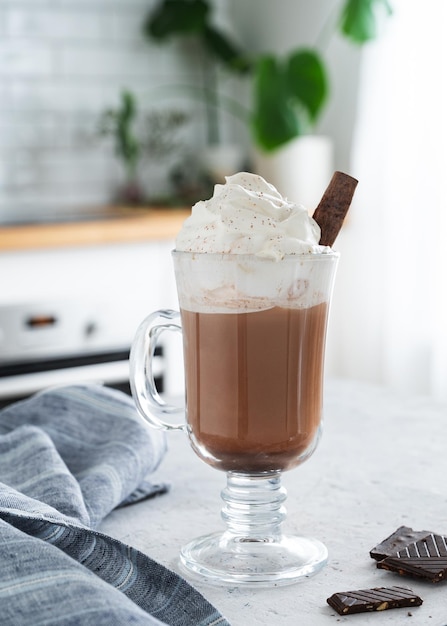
{"left": 130, "top": 250, "right": 339, "bottom": 586}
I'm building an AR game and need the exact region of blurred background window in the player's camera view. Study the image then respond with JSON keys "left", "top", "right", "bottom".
{"left": 331, "top": 0, "right": 447, "bottom": 399}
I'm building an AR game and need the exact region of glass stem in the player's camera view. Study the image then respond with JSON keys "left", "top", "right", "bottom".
{"left": 221, "top": 472, "right": 287, "bottom": 542}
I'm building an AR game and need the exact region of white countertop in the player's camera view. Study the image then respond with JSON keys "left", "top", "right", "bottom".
{"left": 100, "top": 379, "right": 447, "bottom": 625}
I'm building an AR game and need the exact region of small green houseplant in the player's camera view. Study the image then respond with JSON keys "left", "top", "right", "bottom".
{"left": 99, "top": 90, "right": 189, "bottom": 204}
{"left": 98, "top": 90, "right": 143, "bottom": 204}
{"left": 144, "top": 0, "right": 392, "bottom": 153}
{"left": 251, "top": 0, "right": 393, "bottom": 151}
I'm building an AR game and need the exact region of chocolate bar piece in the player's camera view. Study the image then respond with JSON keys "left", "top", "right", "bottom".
{"left": 312, "top": 171, "right": 358, "bottom": 246}
{"left": 327, "top": 585, "right": 422, "bottom": 615}
{"left": 370, "top": 526, "right": 433, "bottom": 561}
{"left": 377, "top": 533, "right": 447, "bottom": 582}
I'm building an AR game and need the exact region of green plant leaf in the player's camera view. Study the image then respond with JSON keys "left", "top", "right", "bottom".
{"left": 250, "top": 56, "right": 300, "bottom": 152}
{"left": 121, "top": 90, "right": 137, "bottom": 121}
{"left": 202, "top": 25, "right": 251, "bottom": 74}
{"left": 340, "top": 0, "right": 393, "bottom": 43}
{"left": 286, "top": 49, "right": 328, "bottom": 123}
{"left": 144, "top": 0, "right": 209, "bottom": 39}
{"left": 117, "top": 92, "right": 139, "bottom": 175}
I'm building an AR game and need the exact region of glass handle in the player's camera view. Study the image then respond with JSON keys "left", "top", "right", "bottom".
{"left": 129, "top": 309, "right": 185, "bottom": 431}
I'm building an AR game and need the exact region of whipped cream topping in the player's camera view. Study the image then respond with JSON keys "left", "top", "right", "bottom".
{"left": 175, "top": 172, "right": 330, "bottom": 260}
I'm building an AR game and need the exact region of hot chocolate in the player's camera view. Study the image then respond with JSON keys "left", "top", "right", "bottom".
{"left": 182, "top": 302, "right": 329, "bottom": 472}
{"left": 129, "top": 171, "right": 356, "bottom": 585}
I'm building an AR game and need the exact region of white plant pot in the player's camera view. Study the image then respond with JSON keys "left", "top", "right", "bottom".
{"left": 252, "top": 135, "right": 334, "bottom": 210}
{"left": 200, "top": 144, "right": 245, "bottom": 184}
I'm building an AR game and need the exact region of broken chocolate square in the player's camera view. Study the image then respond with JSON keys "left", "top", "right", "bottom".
{"left": 370, "top": 526, "right": 433, "bottom": 561}
{"left": 327, "top": 585, "right": 422, "bottom": 615}
{"left": 377, "top": 533, "right": 447, "bottom": 582}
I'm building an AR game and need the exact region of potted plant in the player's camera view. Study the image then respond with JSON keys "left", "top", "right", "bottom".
{"left": 250, "top": 0, "right": 392, "bottom": 205}
{"left": 98, "top": 90, "right": 143, "bottom": 205}
{"left": 251, "top": 0, "right": 392, "bottom": 152}
{"left": 98, "top": 90, "right": 190, "bottom": 205}
{"left": 144, "top": 0, "right": 251, "bottom": 183}
{"left": 144, "top": 0, "right": 392, "bottom": 199}
{"left": 145, "top": 0, "right": 251, "bottom": 143}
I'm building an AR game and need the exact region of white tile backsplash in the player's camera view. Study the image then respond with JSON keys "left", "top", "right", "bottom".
{"left": 0, "top": 41, "right": 54, "bottom": 77}
{"left": 0, "top": 0, "right": 229, "bottom": 221}
{"left": 7, "top": 9, "right": 97, "bottom": 39}
{"left": 59, "top": 45, "right": 179, "bottom": 80}
{"left": 9, "top": 80, "right": 106, "bottom": 112}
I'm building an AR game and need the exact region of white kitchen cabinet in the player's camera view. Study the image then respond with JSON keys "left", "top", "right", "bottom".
{"left": 0, "top": 210, "right": 189, "bottom": 401}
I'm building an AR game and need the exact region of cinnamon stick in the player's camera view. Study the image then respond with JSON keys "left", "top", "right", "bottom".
{"left": 312, "top": 171, "right": 358, "bottom": 246}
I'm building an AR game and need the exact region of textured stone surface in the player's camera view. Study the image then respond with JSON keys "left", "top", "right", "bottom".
{"left": 100, "top": 379, "right": 447, "bottom": 625}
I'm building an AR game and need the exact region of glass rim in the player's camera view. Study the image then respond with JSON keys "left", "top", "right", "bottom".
{"left": 171, "top": 249, "right": 340, "bottom": 262}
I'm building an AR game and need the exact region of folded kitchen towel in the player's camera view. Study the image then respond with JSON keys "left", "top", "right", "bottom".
{"left": 0, "top": 384, "right": 229, "bottom": 626}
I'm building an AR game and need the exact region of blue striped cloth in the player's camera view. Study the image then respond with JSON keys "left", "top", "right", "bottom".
{"left": 0, "top": 385, "right": 229, "bottom": 626}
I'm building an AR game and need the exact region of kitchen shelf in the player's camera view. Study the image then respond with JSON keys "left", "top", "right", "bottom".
{"left": 0, "top": 207, "right": 190, "bottom": 251}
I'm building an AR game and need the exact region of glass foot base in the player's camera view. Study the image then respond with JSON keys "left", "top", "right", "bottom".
{"left": 179, "top": 531, "right": 328, "bottom": 587}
